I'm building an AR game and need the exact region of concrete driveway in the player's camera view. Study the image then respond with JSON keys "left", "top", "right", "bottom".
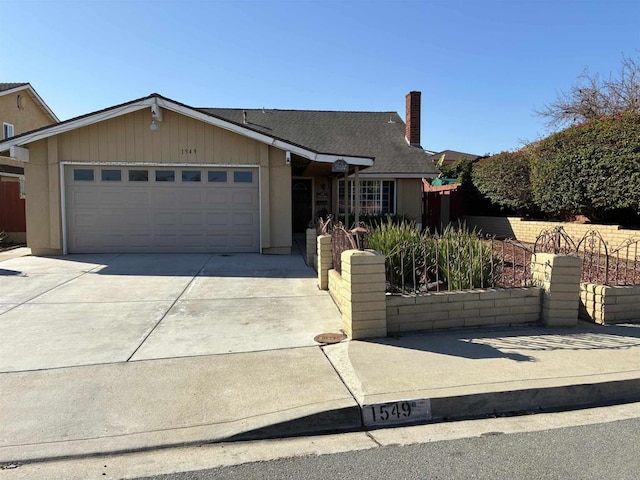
{"left": 0, "top": 253, "right": 343, "bottom": 372}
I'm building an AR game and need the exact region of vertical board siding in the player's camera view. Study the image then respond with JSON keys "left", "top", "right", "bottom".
{"left": 57, "top": 109, "right": 261, "bottom": 165}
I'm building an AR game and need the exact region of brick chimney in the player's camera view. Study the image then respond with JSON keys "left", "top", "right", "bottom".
{"left": 405, "top": 91, "right": 421, "bottom": 147}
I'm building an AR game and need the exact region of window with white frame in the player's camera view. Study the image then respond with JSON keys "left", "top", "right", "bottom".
{"left": 338, "top": 179, "right": 396, "bottom": 215}
{"left": 3, "top": 123, "right": 14, "bottom": 139}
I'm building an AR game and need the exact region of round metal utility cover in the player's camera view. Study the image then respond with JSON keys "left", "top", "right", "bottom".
{"left": 314, "top": 332, "right": 346, "bottom": 344}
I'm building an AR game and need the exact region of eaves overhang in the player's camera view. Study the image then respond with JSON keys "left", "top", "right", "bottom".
{"left": 0, "top": 93, "right": 374, "bottom": 168}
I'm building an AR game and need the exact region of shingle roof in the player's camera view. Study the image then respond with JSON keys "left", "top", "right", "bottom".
{"left": 0, "top": 83, "right": 29, "bottom": 93}
{"left": 200, "top": 108, "right": 438, "bottom": 176}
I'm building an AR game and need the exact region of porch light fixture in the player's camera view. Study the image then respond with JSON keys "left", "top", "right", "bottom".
{"left": 150, "top": 119, "right": 158, "bottom": 131}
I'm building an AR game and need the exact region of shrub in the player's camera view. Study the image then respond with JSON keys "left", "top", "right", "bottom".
{"left": 336, "top": 213, "right": 412, "bottom": 228}
{"left": 369, "top": 219, "right": 500, "bottom": 291}
{"left": 367, "top": 218, "right": 432, "bottom": 289}
{"left": 435, "top": 224, "right": 499, "bottom": 290}
{"left": 472, "top": 150, "right": 535, "bottom": 213}
{"left": 530, "top": 113, "right": 640, "bottom": 220}
{"left": 0, "top": 230, "right": 7, "bottom": 245}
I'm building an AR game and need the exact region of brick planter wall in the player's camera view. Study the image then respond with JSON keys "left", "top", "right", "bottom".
{"left": 464, "top": 215, "right": 638, "bottom": 248}
{"left": 580, "top": 283, "right": 640, "bottom": 324}
{"left": 386, "top": 287, "right": 541, "bottom": 333}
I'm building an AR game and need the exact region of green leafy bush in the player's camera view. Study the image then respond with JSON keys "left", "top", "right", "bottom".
{"left": 368, "top": 219, "right": 500, "bottom": 291}
{"left": 530, "top": 113, "right": 640, "bottom": 220}
{"left": 472, "top": 150, "right": 534, "bottom": 213}
{"left": 436, "top": 224, "right": 499, "bottom": 290}
{"left": 367, "top": 218, "right": 431, "bottom": 289}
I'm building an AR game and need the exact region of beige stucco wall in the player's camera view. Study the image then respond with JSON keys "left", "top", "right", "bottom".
{"left": 22, "top": 108, "right": 293, "bottom": 255}
{"left": 265, "top": 146, "right": 292, "bottom": 254}
{"left": 0, "top": 89, "right": 54, "bottom": 138}
{"left": 24, "top": 138, "right": 61, "bottom": 254}
{"left": 396, "top": 178, "right": 422, "bottom": 222}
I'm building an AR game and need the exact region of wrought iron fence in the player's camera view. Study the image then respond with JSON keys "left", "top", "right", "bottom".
{"left": 331, "top": 222, "right": 366, "bottom": 274}
{"left": 534, "top": 226, "right": 577, "bottom": 254}
{"left": 386, "top": 236, "right": 534, "bottom": 294}
{"left": 575, "top": 232, "right": 640, "bottom": 286}
{"left": 315, "top": 215, "right": 334, "bottom": 236}
{"left": 533, "top": 226, "right": 639, "bottom": 286}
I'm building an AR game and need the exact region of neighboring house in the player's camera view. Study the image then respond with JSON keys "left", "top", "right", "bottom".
{"left": 426, "top": 149, "right": 480, "bottom": 171}
{"left": 0, "top": 91, "right": 438, "bottom": 255}
{"left": 0, "top": 83, "right": 58, "bottom": 242}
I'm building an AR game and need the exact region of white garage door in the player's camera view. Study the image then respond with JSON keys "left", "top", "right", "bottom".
{"left": 64, "top": 165, "right": 260, "bottom": 253}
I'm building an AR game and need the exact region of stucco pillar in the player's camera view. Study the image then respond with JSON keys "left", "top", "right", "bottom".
{"left": 340, "top": 249, "right": 387, "bottom": 339}
{"left": 532, "top": 253, "right": 582, "bottom": 327}
{"left": 317, "top": 234, "right": 332, "bottom": 290}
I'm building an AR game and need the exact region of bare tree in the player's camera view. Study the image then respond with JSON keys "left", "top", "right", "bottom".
{"left": 536, "top": 54, "right": 640, "bottom": 129}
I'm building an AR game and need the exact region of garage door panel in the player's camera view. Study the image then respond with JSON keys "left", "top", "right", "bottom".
{"left": 232, "top": 191, "right": 255, "bottom": 205}
{"left": 151, "top": 189, "right": 179, "bottom": 205}
{"left": 154, "top": 212, "right": 179, "bottom": 227}
{"left": 232, "top": 213, "right": 255, "bottom": 226}
{"left": 206, "top": 213, "right": 230, "bottom": 226}
{"left": 65, "top": 166, "right": 260, "bottom": 253}
{"left": 156, "top": 235, "right": 178, "bottom": 247}
{"left": 128, "top": 191, "right": 151, "bottom": 205}
{"left": 231, "top": 234, "right": 256, "bottom": 248}
{"left": 100, "top": 190, "right": 126, "bottom": 206}
{"left": 206, "top": 190, "right": 229, "bottom": 205}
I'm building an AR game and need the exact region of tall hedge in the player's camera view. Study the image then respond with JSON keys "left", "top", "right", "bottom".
{"left": 530, "top": 113, "right": 640, "bottom": 219}
{"left": 471, "top": 150, "right": 534, "bottom": 212}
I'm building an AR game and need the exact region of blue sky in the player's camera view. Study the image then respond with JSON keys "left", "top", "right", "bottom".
{"left": 1, "top": 0, "right": 638, "bottom": 155}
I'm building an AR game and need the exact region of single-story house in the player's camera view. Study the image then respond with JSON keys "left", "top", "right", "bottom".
{"left": 0, "top": 83, "right": 59, "bottom": 242}
{"left": 0, "top": 91, "right": 438, "bottom": 255}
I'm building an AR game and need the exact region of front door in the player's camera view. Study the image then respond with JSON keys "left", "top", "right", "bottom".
{"left": 291, "top": 179, "right": 313, "bottom": 233}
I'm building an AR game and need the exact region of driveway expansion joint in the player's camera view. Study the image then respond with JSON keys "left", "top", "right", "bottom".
{"left": 125, "top": 254, "right": 214, "bottom": 362}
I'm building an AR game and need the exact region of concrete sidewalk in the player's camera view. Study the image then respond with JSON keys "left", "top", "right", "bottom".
{"left": 2, "top": 323, "right": 640, "bottom": 463}
{"left": 327, "top": 322, "right": 640, "bottom": 421}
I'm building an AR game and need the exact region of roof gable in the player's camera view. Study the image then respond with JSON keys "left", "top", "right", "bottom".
{"left": 0, "top": 83, "right": 59, "bottom": 123}
{"left": 0, "top": 94, "right": 373, "bottom": 167}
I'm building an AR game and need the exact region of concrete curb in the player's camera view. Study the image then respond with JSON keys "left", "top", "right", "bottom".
{"left": 3, "top": 376, "right": 640, "bottom": 465}
{"left": 0, "top": 404, "right": 362, "bottom": 465}
{"left": 428, "top": 377, "right": 640, "bottom": 421}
